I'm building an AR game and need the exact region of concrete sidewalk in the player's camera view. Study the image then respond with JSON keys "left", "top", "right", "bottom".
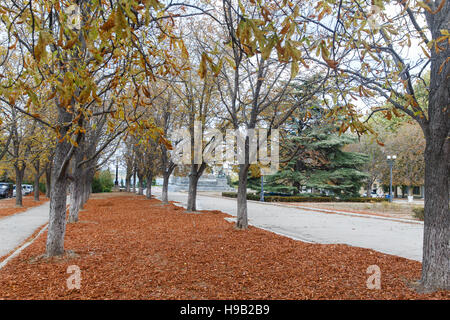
{"left": 151, "top": 188, "right": 424, "bottom": 262}
{"left": 0, "top": 201, "right": 49, "bottom": 258}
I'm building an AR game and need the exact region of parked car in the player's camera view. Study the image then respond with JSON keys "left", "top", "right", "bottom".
{"left": 13, "top": 185, "right": 16, "bottom": 197}
{"left": 13, "top": 185, "right": 22, "bottom": 197}
{"left": 0, "top": 183, "right": 14, "bottom": 198}
{"left": 23, "top": 184, "right": 33, "bottom": 195}
{"left": 363, "top": 191, "right": 383, "bottom": 198}
{"left": 12, "top": 185, "right": 32, "bottom": 197}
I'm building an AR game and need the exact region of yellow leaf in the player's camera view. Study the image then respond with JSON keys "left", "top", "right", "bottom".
{"left": 421, "top": 45, "right": 431, "bottom": 58}
{"left": 100, "top": 12, "right": 116, "bottom": 32}
{"left": 290, "top": 61, "right": 299, "bottom": 79}
{"left": 198, "top": 53, "right": 208, "bottom": 79}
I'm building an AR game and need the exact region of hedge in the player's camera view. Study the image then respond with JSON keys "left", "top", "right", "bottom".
{"left": 412, "top": 207, "right": 424, "bottom": 221}
{"left": 221, "top": 192, "right": 388, "bottom": 203}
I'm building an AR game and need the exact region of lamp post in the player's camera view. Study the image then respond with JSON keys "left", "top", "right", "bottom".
{"left": 260, "top": 175, "right": 264, "bottom": 202}
{"left": 114, "top": 157, "right": 119, "bottom": 187}
{"left": 387, "top": 155, "right": 396, "bottom": 202}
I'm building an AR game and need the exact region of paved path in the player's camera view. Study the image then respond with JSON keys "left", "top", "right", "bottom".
{"left": 0, "top": 201, "right": 49, "bottom": 258}
{"left": 152, "top": 188, "right": 424, "bottom": 262}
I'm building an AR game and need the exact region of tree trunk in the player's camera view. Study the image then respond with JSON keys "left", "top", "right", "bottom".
{"left": 162, "top": 173, "right": 170, "bottom": 204}
{"left": 293, "top": 181, "right": 300, "bottom": 195}
{"left": 236, "top": 164, "right": 250, "bottom": 229}
{"left": 420, "top": 137, "right": 450, "bottom": 290}
{"left": 125, "top": 176, "right": 131, "bottom": 192}
{"left": 146, "top": 174, "right": 152, "bottom": 199}
{"left": 366, "top": 181, "right": 372, "bottom": 197}
{"left": 46, "top": 142, "right": 72, "bottom": 256}
{"left": 132, "top": 169, "right": 137, "bottom": 193}
{"left": 82, "top": 167, "right": 95, "bottom": 206}
{"left": 186, "top": 172, "right": 200, "bottom": 212}
{"left": 419, "top": 6, "right": 450, "bottom": 290}
{"left": 34, "top": 171, "right": 40, "bottom": 202}
{"left": 138, "top": 176, "right": 144, "bottom": 195}
{"left": 14, "top": 165, "right": 24, "bottom": 207}
{"left": 46, "top": 107, "right": 73, "bottom": 257}
{"left": 46, "top": 175, "right": 69, "bottom": 256}
{"left": 68, "top": 173, "right": 83, "bottom": 223}
{"left": 45, "top": 165, "right": 52, "bottom": 198}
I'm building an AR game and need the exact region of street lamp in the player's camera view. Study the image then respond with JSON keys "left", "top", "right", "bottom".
{"left": 387, "top": 155, "right": 397, "bottom": 202}
{"left": 114, "top": 157, "right": 119, "bottom": 186}
{"left": 260, "top": 175, "right": 264, "bottom": 202}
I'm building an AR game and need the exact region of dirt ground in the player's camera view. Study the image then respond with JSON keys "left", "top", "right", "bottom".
{"left": 282, "top": 202, "right": 423, "bottom": 220}
{"left": 0, "top": 193, "right": 447, "bottom": 300}
{"left": 0, "top": 195, "right": 48, "bottom": 219}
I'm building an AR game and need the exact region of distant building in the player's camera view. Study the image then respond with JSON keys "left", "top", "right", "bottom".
{"left": 359, "top": 179, "right": 424, "bottom": 198}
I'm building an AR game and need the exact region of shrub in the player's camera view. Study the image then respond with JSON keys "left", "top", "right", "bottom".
{"left": 412, "top": 207, "right": 424, "bottom": 221}
{"left": 222, "top": 192, "right": 238, "bottom": 198}
{"left": 39, "top": 182, "right": 46, "bottom": 194}
{"left": 265, "top": 196, "right": 333, "bottom": 202}
{"left": 92, "top": 170, "right": 114, "bottom": 193}
{"left": 221, "top": 192, "right": 387, "bottom": 203}
{"left": 337, "top": 197, "right": 387, "bottom": 203}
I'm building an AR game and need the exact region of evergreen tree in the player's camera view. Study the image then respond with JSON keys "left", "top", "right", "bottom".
{"left": 266, "top": 121, "right": 368, "bottom": 197}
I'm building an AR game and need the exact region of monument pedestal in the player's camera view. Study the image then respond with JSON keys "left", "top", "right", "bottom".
{"left": 168, "top": 175, "right": 235, "bottom": 192}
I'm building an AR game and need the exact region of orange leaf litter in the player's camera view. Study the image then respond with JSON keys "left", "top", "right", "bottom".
{"left": 0, "top": 194, "right": 448, "bottom": 300}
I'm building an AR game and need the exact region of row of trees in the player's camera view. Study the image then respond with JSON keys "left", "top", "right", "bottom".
{"left": 0, "top": 0, "right": 448, "bottom": 291}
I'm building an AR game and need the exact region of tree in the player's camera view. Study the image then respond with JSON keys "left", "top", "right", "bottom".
{"left": 266, "top": 120, "right": 368, "bottom": 197}
{"left": 346, "top": 133, "right": 387, "bottom": 197}
{"left": 0, "top": 0, "right": 188, "bottom": 257}
{"left": 383, "top": 122, "right": 425, "bottom": 193}
{"left": 168, "top": 22, "right": 226, "bottom": 211}
{"left": 198, "top": 0, "right": 329, "bottom": 229}
{"left": 278, "top": 0, "right": 449, "bottom": 290}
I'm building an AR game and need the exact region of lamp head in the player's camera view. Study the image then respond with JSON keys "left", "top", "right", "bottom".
{"left": 387, "top": 155, "right": 391, "bottom": 160}
{"left": 392, "top": 155, "right": 397, "bottom": 160}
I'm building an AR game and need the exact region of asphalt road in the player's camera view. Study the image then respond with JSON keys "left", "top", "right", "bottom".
{"left": 152, "top": 187, "right": 424, "bottom": 262}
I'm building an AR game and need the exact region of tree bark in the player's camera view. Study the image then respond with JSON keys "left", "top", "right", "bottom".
{"left": 68, "top": 173, "right": 83, "bottom": 223}
{"left": 186, "top": 163, "right": 206, "bottom": 212}
{"left": 293, "top": 181, "right": 300, "bottom": 195}
{"left": 34, "top": 171, "right": 40, "bottom": 201}
{"left": 186, "top": 172, "right": 200, "bottom": 212}
{"left": 146, "top": 173, "right": 152, "bottom": 199}
{"left": 420, "top": 136, "right": 450, "bottom": 290}
{"left": 418, "top": 4, "right": 450, "bottom": 291}
{"left": 14, "top": 165, "right": 24, "bottom": 207}
{"left": 45, "top": 164, "right": 52, "bottom": 198}
{"left": 366, "top": 180, "right": 372, "bottom": 197}
{"left": 138, "top": 176, "right": 144, "bottom": 195}
{"left": 82, "top": 167, "right": 95, "bottom": 207}
{"left": 46, "top": 140, "right": 72, "bottom": 256}
{"left": 132, "top": 168, "right": 137, "bottom": 193}
{"left": 125, "top": 176, "right": 131, "bottom": 192}
{"left": 236, "top": 164, "right": 250, "bottom": 229}
{"left": 162, "top": 172, "right": 170, "bottom": 204}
